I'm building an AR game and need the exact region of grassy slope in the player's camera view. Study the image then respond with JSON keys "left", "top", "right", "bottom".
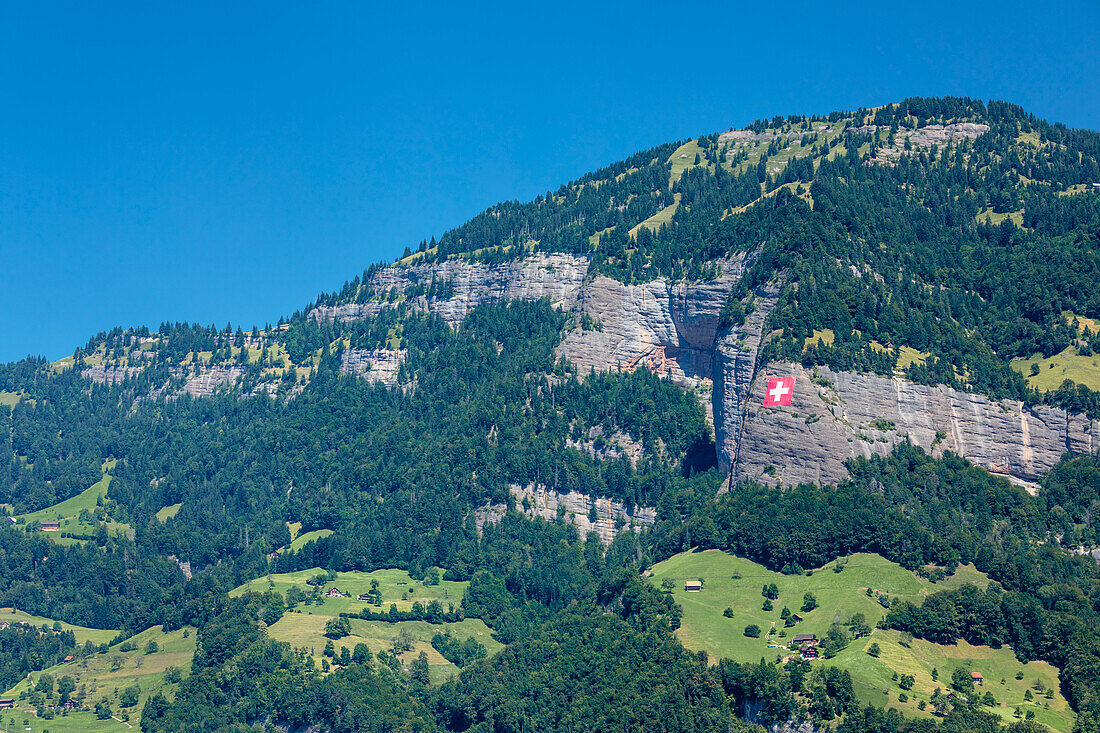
{"left": 1012, "top": 346, "right": 1100, "bottom": 392}
{"left": 18, "top": 476, "right": 111, "bottom": 524}
{"left": 0, "top": 609, "right": 118, "bottom": 647}
{"left": 232, "top": 568, "right": 494, "bottom": 681}
{"left": 154, "top": 504, "right": 181, "bottom": 523}
{"left": 14, "top": 473, "right": 131, "bottom": 546}
{"left": 284, "top": 528, "right": 334, "bottom": 552}
{"left": 648, "top": 550, "right": 1072, "bottom": 731}
{"left": 1, "top": 625, "right": 196, "bottom": 733}
{"left": 668, "top": 140, "right": 703, "bottom": 186}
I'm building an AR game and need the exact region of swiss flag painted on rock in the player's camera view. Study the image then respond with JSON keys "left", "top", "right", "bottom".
{"left": 764, "top": 376, "right": 795, "bottom": 407}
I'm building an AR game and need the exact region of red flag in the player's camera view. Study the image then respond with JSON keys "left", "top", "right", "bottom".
{"left": 764, "top": 376, "right": 795, "bottom": 406}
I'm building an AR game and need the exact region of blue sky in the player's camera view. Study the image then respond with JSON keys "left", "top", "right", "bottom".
{"left": 1, "top": 1, "right": 1097, "bottom": 362}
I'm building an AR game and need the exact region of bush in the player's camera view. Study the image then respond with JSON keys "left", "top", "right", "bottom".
{"left": 867, "top": 642, "right": 881, "bottom": 657}
{"left": 744, "top": 624, "right": 762, "bottom": 638}
{"left": 723, "top": 607, "right": 734, "bottom": 618}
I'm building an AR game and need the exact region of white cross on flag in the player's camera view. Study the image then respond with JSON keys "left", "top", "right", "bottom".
{"left": 764, "top": 376, "right": 795, "bottom": 407}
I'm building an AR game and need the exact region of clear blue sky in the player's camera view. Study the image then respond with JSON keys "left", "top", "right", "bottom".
{"left": 1, "top": 1, "right": 1097, "bottom": 362}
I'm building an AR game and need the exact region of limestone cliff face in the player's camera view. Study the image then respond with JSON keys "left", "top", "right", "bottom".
{"left": 305, "top": 253, "right": 1098, "bottom": 486}
{"left": 309, "top": 253, "right": 588, "bottom": 327}
{"left": 734, "top": 362, "right": 1098, "bottom": 486}
{"left": 712, "top": 279, "right": 783, "bottom": 474}
{"left": 340, "top": 348, "right": 405, "bottom": 385}
{"left": 474, "top": 483, "right": 656, "bottom": 545}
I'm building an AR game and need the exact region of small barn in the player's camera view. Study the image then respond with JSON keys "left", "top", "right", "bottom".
{"left": 0, "top": 699, "right": 14, "bottom": 709}
{"left": 971, "top": 671, "right": 983, "bottom": 685}
{"left": 41, "top": 521, "right": 60, "bottom": 532}
{"left": 684, "top": 580, "right": 702, "bottom": 592}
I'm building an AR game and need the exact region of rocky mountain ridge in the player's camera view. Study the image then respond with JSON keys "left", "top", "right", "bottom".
{"left": 305, "top": 252, "right": 1097, "bottom": 486}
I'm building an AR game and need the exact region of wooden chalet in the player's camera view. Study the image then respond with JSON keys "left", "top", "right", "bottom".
{"left": 790, "top": 613, "right": 804, "bottom": 623}
{"left": 40, "top": 521, "right": 60, "bottom": 532}
{"left": 971, "top": 671, "right": 983, "bottom": 685}
{"left": 324, "top": 587, "right": 348, "bottom": 598}
{"left": 792, "top": 633, "right": 818, "bottom": 646}
{"left": 357, "top": 593, "right": 371, "bottom": 602}
{"left": 801, "top": 645, "right": 818, "bottom": 659}
{"left": 0, "top": 699, "right": 14, "bottom": 709}
{"left": 684, "top": 580, "right": 703, "bottom": 592}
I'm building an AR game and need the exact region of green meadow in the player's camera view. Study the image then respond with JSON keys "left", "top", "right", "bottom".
{"left": 154, "top": 503, "right": 181, "bottom": 523}
{"left": 13, "top": 473, "right": 131, "bottom": 546}
{"left": 17, "top": 475, "right": 111, "bottom": 524}
{"left": 1, "top": 625, "right": 196, "bottom": 733}
{"left": 233, "top": 567, "right": 497, "bottom": 681}
{"left": 648, "top": 550, "right": 1073, "bottom": 730}
{"left": 284, "top": 528, "right": 334, "bottom": 552}
{"left": 268, "top": 613, "right": 499, "bottom": 684}
{"left": 1012, "top": 345, "right": 1100, "bottom": 392}
{"left": 0, "top": 609, "right": 118, "bottom": 647}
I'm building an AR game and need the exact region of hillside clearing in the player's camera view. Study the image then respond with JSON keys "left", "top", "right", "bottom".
{"left": 0, "top": 608, "right": 119, "bottom": 646}
{"left": 1012, "top": 346, "right": 1100, "bottom": 392}
{"left": 154, "top": 503, "right": 181, "bottom": 523}
{"left": 645, "top": 550, "right": 1069, "bottom": 728}
{"left": 2, "top": 625, "right": 196, "bottom": 733}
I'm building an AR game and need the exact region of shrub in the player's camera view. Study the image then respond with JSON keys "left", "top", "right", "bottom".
{"left": 723, "top": 607, "right": 734, "bottom": 618}
{"left": 867, "top": 642, "right": 881, "bottom": 657}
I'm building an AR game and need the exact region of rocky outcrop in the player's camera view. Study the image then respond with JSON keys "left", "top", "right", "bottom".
{"left": 733, "top": 362, "right": 1098, "bottom": 486}
{"left": 309, "top": 252, "right": 588, "bottom": 327}
{"left": 473, "top": 484, "right": 656, "bottom": 545}
{"left": 565, "top": 427, "right": 646, "bottom": 467}
{"left": 182, "top": 366, "right": 244, "bottom": 397}
{"left": 555, "top": 256, "right": 751, "bottom": 390}
{"left": 81, "top": 365, "right": 146, "bottom": 384}
{"left": 859, "top": 122, "right": 991, "bottom": 162}
{"left": 311, "top": 251, "right": 761, "bottom": 429}
{"left": 310, "top": 249, "right": 1097, "bottom": 487}
{"left": 340, "top": 348, "right": 405, "bottom": 385}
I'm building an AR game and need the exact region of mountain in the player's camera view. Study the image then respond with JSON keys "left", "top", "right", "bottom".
{"left": 2, "top": 97, "right": 1100, "bottom": 732}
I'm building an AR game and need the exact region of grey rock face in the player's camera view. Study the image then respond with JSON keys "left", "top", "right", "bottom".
{"left": 511, "top": 484, "right": 656, "bottom": 545}
{"left": 470, "top": 484, "right": 656, "bottom": 546}
{"left": 309, "top": 252, "right": 588, "bottom": 327}
{"left": 734, "top": 362, "right": 1099, "bottom": 486}
{"left": 340, "top": 348, "right": 405, "bottom": 385}
{"left": 81, "top": 365, "right": 145, "bottom": 384}
{"left": 712, "top": 279, "right": 783, "bottom": 474}
{"left": 182, "top": 367, "right": 244, "bottom": 397}
{"left": 310, "top": 250, "right": 1097, "bottom": 485}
